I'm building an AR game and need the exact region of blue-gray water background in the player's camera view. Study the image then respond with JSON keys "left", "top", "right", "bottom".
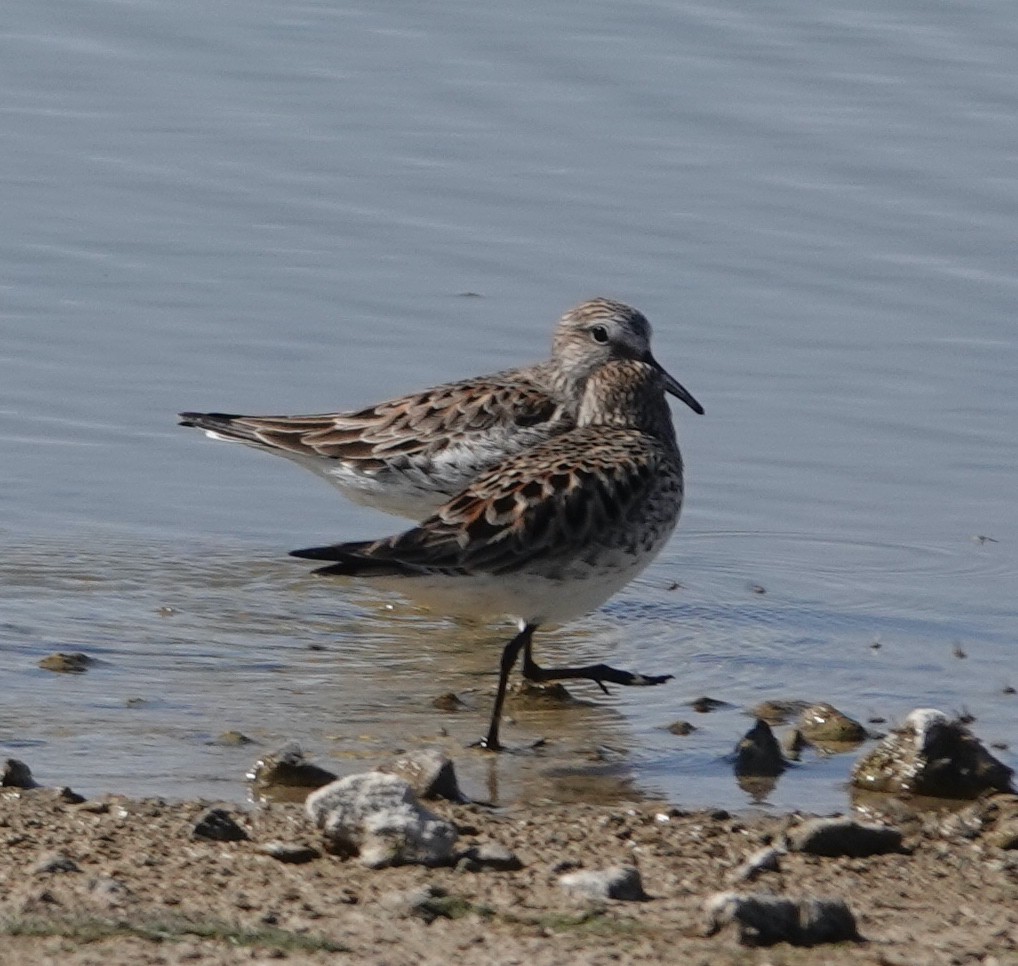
{"left": 3, "top": 0, "right": 1016, "bottom": 811}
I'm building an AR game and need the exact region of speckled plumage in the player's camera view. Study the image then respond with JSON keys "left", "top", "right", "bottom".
{"left": 180, "top": 298, "right": 702, "bottom": 519}
{"left": 292, "top": 358, "right": 695, "bottom": 750}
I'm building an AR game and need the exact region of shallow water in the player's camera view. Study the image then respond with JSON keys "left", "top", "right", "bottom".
{"left": 3, "top": 0, "right": 1016, "bottom": 811}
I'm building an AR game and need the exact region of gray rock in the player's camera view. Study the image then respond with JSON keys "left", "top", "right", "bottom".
{"left": 729, "top": 846, "right": 783, "bottom": 883}
{"left": 704, "top": 891, "right": 858, "bottom": 946}
{"left": 32, "top": 853, "right": 81, "bottom": 875}
{"left": 787, "top": 817, "right": 903, "bottom": 857}
{"left": 851, "top": 708, "right": 1014, "bottom": 798}
{"left": 258, "top": 841, "right": 321, "bottom": 864}
{"left": 457, "top": 841, "right": 523, "bottom": 872}
{"left": 734, "top": 719, "right": 786, "bottom": 777}
{"left": 379, "top": 748, "right": 464, "bottom": 802}
{"left": 558, "top": 865, "right": 647, "bottom": 902}
{"left": 192, "top": 807, "right": 249, "bottom": 842}
{"left": 2, "top": 759, "right": 39, "bottom": 789}
{"left": 306, "top": 772, "right": 458, "bottom": 868}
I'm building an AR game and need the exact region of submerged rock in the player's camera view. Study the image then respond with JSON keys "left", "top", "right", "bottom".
{"left": 798, "top": 703, "right": 867, "bottom": 744}
{"left": 751, "top": 699, "right": 808, "bottom": 725}
{"left": 38, "top": 652, "right": 94, "bottom": 673}
{"left": 734, "top": 719, "right": 786, "bottom": 778}
{"left": 851, "top": 708, "right": 1014, "bottom": 799}
{"left": 306, "top": 772, "right": 458, "bottom": 868}
{"left": 704, "top": 892, "right": 859, "bottom": 946}
{"left": 248, "top": 742, "right": 338, "bottom": 795}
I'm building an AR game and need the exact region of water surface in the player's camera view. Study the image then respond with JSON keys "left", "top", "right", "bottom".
{"left": 3, "top": 0, "right": 1016, "bottom": 811}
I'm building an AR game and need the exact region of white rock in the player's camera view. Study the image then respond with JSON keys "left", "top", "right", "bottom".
{"left": 559, "top": 865, "right": 646, "bottom": 901}
{"left": 305, "top": 772, "right": 458, "bottom": 868}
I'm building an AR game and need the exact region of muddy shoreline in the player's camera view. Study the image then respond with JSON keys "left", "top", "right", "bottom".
{"left": 3, "top": 760, "right": 1018, "bottom": 965}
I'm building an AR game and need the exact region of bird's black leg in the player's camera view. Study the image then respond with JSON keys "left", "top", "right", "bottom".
{"left": 479, "top": 623, "right": 536, "bottom": 751}
{"left": 522, "top": 636, "right": 671, "bottom": 695}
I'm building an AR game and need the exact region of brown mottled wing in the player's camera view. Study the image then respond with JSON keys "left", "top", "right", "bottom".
{"left": 182, "top": 370, "right": 562, "bottom": 470}
{"left": 297, "top": 428, "right": 668, "bottom": 577}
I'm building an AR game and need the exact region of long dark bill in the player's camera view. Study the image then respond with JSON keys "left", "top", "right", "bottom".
{"left": 649, "top": 356, "right": 705, "bottom": 415}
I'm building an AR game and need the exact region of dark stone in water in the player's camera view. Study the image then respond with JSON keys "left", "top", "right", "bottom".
{"left": 38, "top": 652, "right": 94, "bottom": 673}
{"left": 734, "top": 720, "right": 786, "bottom": 778}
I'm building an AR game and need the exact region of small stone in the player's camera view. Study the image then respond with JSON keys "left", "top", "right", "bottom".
{"left": 787, "top": 817, "right": 903, "bottom": 857}
{"left": 432, "top": 692, "right": 467, "bottom": 712}
{"left": 248, "top": 743, "right": 338, "bottom": 792}
{"left": 734, "top": 720, "right": 786, "bottom": 777}
{"left": 798, "top": 703, "right": 867, "bottom": 744}
{"left": 2, "top": 759, "right": 39, "bottom": 789}
{"left": 32, "top": 853, "right": 81, "bottom": 875}
{"left": 258, "top": 841, "right": 321, "bottom": 864}
{"left": 666, "top": 720, "right": 696, "bottom": 736}
{"left": 306, "top": 772, "right": 458, "bottom": 868}
{"left": 380, "top": 749, "right": 464, "bottom": 802}
{"left": 987, "top": 820, "right": 1018, "bottom": 850}
{"left": 38, "top": 652, "right": 94, "bottom": 673}
{"left": 704, "top": 891, "right": 858, "bottom": 946}
{"left": 215, "top": 731, "right": 255, "bottom": 746}
{"left": 458, "top": 842, "right": 522, "bottom": 872}
{"left": 378, "top": 886, "right": 476, "bottom": 923}
{"left": 691, "top": 696, "right": 728, "bottom": 714}
{"left": 729, "top": 846, "right": 783, "bottom": 883}
{"left": 88, "top": 877, "right": 131, "bottom": 907}
{"left": 192, "top": 808, "right": 249, "bottom": 842}
{"left": 559, "top": 865, "right": 646, "bottom": 902}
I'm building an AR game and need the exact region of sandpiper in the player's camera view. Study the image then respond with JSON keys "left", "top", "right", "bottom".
{"left": 179, "top": 298, "right": 703, "bottom": 519}
{"left": 291, "top": 355, "right": 694, "bottom": 750}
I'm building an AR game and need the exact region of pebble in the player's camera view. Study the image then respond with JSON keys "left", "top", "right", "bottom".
{"left": 192, "top": 807, "right": 249, "bottom": 842}
{"left": 456, "top": 842, "right": 523, "bottom": 872}
{"left": 787, "top": 817, "right": 903, "bottom": 857}
{"left": 666, "top": 720, "right": 696, "bottom": 736}
{"left": 38, "top": 652, "right": 94, "bottom": 673}
{"left": 558, "top": 865, "right": 647, "bottom": 902}
{"left": 258, "top": 841, "right": 321, "bottom": 864}
{"left": 704, "top": 891, "right": 859, "bottom": 946}
{"left": 729, "top": 846, "right": 783, "bottom": 883}
{"left": 797, "top": 703, "right": 867, "bottom": 744}
{"left": 32, "top": 853, "right": 81, "bottom": 875}
{"left": 248, "top": 742, "right": 338, "bottom": 792}
{"left": 306, "top": 772, "right": 458, "bottom": 869}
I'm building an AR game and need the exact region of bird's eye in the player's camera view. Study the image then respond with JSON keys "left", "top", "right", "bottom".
{"left": 590, "top": 325, "right": 609, "bottom": 344}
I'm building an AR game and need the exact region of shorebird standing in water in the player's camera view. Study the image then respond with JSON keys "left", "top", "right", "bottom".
{"left": 291, "top": 355, "right": 698, "bottom": 750}
{"left": 179, "top": 298, "right": 703, "bottom": 519}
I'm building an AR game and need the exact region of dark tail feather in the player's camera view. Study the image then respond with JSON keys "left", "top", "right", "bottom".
{"left": 178, "top": 412, "right": 261, "bottom": 443}
{"left": 289, "top": 542, "right": 411, "bottom": 578}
